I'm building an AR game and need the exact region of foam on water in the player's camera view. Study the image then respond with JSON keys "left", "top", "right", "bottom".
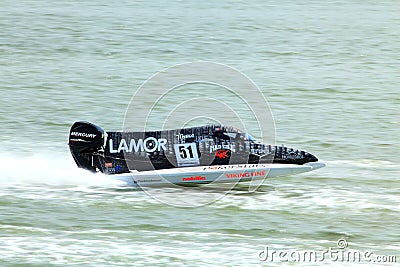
{"left": 0, "top": 151, "right": 124, "bottom": 188}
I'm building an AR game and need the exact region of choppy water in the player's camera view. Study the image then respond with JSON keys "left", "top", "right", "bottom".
{"left": 1, "top": 0, "right": 399, "bottom": 266}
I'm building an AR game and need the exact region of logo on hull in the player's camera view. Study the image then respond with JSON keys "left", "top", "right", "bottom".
{"left": 109, "top": 138, "right": 167, "bottom": 153}
{"left": 176, "top": 133, "right": 195, "bottom": 141}
{"left": 210, "top": 144, "right": 235, "bottom": 152}
{"left": 182, "top": 175, "right": 206, "bottom": 182}
{"left": 215, "top": 149, "right": 230, "bottom": 159}
{"left": 226, "top": 171, "right": 266, "bottom": 179}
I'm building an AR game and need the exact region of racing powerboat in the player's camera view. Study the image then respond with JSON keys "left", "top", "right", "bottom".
{"left": 68, "top": 121, "right": 325, "bottom": 186}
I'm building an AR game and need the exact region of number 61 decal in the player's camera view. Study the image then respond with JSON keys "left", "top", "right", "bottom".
{"left": 174, "top": 143, "right": 200, "bottom": 167}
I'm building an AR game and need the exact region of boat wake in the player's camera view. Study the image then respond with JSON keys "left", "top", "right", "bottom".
{"left": 0, "top": 152, "right": 124, "bottom": 188}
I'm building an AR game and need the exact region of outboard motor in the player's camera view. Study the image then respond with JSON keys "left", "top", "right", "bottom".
{"left": 68, "top": 121, "right": 105, "bottom": 172}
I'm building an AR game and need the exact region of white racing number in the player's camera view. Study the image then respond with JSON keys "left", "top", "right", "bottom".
{"left": 174, "top": 143, "right": 200, "bottom": 167}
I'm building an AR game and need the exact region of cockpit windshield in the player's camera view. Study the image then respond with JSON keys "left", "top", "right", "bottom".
{"left": 241, "top": 132, "right": 256, "bottom": 141}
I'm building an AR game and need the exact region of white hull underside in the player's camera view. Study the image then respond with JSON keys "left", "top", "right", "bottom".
{"left": 111, "top": 162, "right": 326, "bottom": 187}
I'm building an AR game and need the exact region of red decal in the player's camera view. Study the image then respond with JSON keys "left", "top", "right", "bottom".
{"left": 182, "top": 176, "right": 206, "bottom": 181}
{"left": 105, "top": 162, "right": 113, "bottom": 168}
{"left": 226, "top": 171, "right": 266, "bottom": 179}
{"left": 215, "top": 149, "right": 230, "bottom": 159}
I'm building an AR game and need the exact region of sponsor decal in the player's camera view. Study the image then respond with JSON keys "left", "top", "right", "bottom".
{"left": 176, "top": 133, "right": 195, "bottom": 141}
{"left": 182, "top": 175, "right": 206, "bottom": 182}
{"left": 203, "top": 164, "right": 268, "bottom": 170}
{"left": 251, "top": 148, "right": 265, "bottom": 154}
{"left": 215, "top": 149, "right": 230, "bottom": 159}
{"left": 210, "top": 144, "right": 235, "bottom": 152}
{"left": 226, "top": 171, "right": 266, "bottom": 179}
{"left": 134, "top": 178, "right": 163, "bottom": 183}
{"left": 70, "top": 132, "right": 97, "bottom": 138}
{"left": 104, "top": 162, "right": 113, "bottom": 168}
{"left": 109, "top": 138, "right": 167, "bottom": 153}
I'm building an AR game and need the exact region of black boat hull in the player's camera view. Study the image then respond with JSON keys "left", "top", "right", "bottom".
{"left": 68, "top": 121, "right": 318, "bottom": 174}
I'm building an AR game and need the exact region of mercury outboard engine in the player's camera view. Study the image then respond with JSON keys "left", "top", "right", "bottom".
{"left": 68, "top": 121, "right": 105, "bottom": 172}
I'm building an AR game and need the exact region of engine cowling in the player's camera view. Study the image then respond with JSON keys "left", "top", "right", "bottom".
{"left": 68, "top": 121, "right": 105, "bottom": 172}
{"left": 69, "top": 121, "right": 104, "bottom": 153}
